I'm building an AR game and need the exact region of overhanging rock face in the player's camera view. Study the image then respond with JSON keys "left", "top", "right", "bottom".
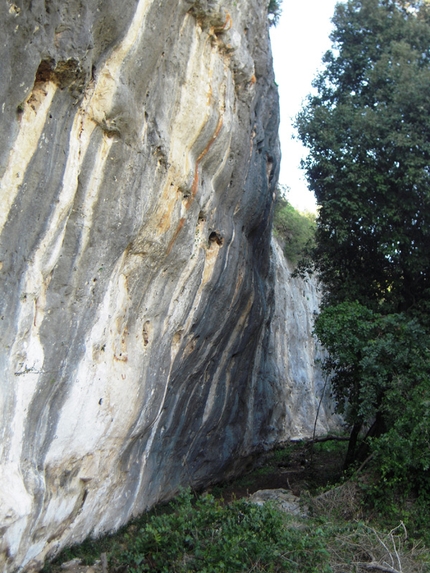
{"left": 0, "top": 1, "right": 334, "bottom": 570}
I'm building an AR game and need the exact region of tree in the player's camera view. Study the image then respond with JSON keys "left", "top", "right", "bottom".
{"left": 296, "top": 0, "right": 430, "bottom": 493}
{"left": 313, "top": 301, "right": 430, "bottom": 476}
{"left": 296, "top": 0, "right": 430, "bottom": 318}
{"left": 267, "top": 0, "right": 282, "bottom": 27}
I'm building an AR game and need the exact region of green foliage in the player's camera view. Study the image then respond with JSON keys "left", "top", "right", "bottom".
{"left": 296, "top": 0, "right": 430, "bottom": 316}
{"left": 315, "top": 302, "right": 430, "bottom": 494}
{"left": 273, "top": 196, "right": 316, "bottom": 265}
{"left": 271, "top": 444, "right": 294, "bottom": 464}
{"left": 107, "top": 490, "right": 332, "bottom": 573}
{"left": 267, "top": 0, "right": 282, "bottom": 26}
{"left": 296, "top": 0, "right": 430, "bottom": 500}
{"left": 43, "top": 485, "right": 430, "bottom": 573}
{"left": 312, "top": 439, "right": 349, "bottom": 456}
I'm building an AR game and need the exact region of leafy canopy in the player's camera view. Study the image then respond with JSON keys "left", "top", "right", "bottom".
{"left": 296, "top": 0, "right": 430, "bottom": 316}
{"left": 296, "top": 0, "right": 430, "bottom": 496}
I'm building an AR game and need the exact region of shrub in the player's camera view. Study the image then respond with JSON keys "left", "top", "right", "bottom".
{"left": 114, "top": 489, "right": 331, "bottom": 572}
{"left": 267, "top": 0, "right": 282, "bottom": 26}
{"left": 273, "top": 195, "right": 316, "bottom": 265}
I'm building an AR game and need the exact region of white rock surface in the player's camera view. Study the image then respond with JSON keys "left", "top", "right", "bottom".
{"left": 249, "top": 488, "right": 307, "bottom": 517}
{"left": 0, "top": 1, "right": 337, "bottom": 570}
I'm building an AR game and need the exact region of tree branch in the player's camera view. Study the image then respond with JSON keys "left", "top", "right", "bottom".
{"left": 310, "top": 434, "right": 350, "bottom": 444}
{"left": 355, "top": 562, "right": 401, "bottom": 573}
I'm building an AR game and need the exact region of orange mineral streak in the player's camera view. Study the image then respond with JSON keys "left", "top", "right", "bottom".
{"left": 166, "top": 115, "right": 224, "bottom": 255}
{"left": 188, "top": 115, "right": 224, "bottom": 206}
{"left": 166, "top": 217, "right": 186, "bottom": 255}
{"left": 156, "top": 186, "right": 179, "bottom": 234}
{"left": 212, "top": 12, "right": 233, "bottom": 35}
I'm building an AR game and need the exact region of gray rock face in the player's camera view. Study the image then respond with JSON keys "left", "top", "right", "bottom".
{"left": 268, "top": 240, "right": 339, "bottom": 440}
{"left": 0, "top": 1, "right": 335, "bottom": 571}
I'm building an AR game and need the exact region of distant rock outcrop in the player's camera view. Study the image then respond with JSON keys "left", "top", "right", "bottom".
{"left": 0, "top": 1, "right": 336, "bottom": 570}
{"left": 268, "top": 240, "right": 337, "bottom": 440}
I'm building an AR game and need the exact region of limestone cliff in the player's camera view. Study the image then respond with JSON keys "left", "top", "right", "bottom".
{"left": 0, "top": 1, "right": 334, "bottom": 570}
{"left": 268, "top": 240, "right": 338, "bottom": 440}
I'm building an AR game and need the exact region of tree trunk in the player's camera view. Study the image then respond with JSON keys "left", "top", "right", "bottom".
{"left": 343, "top": 421, "right": 362, "bottom": 470}
{"left": 355, "top": 411, "right": 386, "bottom": 464}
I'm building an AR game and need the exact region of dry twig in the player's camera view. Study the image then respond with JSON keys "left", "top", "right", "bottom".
{"left": 355, "top": 562, "right": 401, "bottom": 573}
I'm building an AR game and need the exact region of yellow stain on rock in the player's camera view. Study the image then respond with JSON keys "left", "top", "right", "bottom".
{"left": 155, "top": 181, "right": 181, "bottom": 236}
{"left": 166, "top": 113, "right": 224, "bottom": 255}
{"left": 0, "top": 81, "right": 57, "bottom": 234}
{"left": 201, "top": 240, "right": 220, "bottom": 286}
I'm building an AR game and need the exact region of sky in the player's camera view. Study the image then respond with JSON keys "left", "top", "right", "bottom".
{"left": 270, "top": 0, "right": 342, "bottom": 212}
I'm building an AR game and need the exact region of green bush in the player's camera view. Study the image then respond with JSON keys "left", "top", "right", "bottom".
{"left": 113, "top": 489, "right": 331, "bottom": 573}
{"left": 273, "top": 196, "right": 316, "bottom": 265}
{"left": 43, "top": 486, "right": 430, "bottom": 573}
{"left": 315, "top": 301, "right": 430, "bottom": 519}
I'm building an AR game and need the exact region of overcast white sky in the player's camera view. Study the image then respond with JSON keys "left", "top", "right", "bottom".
{"left": 270, "top": 0, "right": 342, "bottom": 212}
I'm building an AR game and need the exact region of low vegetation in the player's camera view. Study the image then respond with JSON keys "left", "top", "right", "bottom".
{"left": 42, "top": 440, "right": 430, "bottom": 573}
{"left": 273, "top": 193, "right": 316, "bottom": 265}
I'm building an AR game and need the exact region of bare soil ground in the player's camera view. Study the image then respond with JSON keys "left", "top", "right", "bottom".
{"left": 208, "top": 440, "right": 348, "bottom": 502}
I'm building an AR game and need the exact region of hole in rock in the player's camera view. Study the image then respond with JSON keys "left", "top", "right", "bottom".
{"left": 143, "top": 321, "right": 151, "bottom": 346}
{"left": 35, "top": 59, "right": 55, "bottom": 83}
{"left": 208, "top": 231, "right": 223, "bottom": 246}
